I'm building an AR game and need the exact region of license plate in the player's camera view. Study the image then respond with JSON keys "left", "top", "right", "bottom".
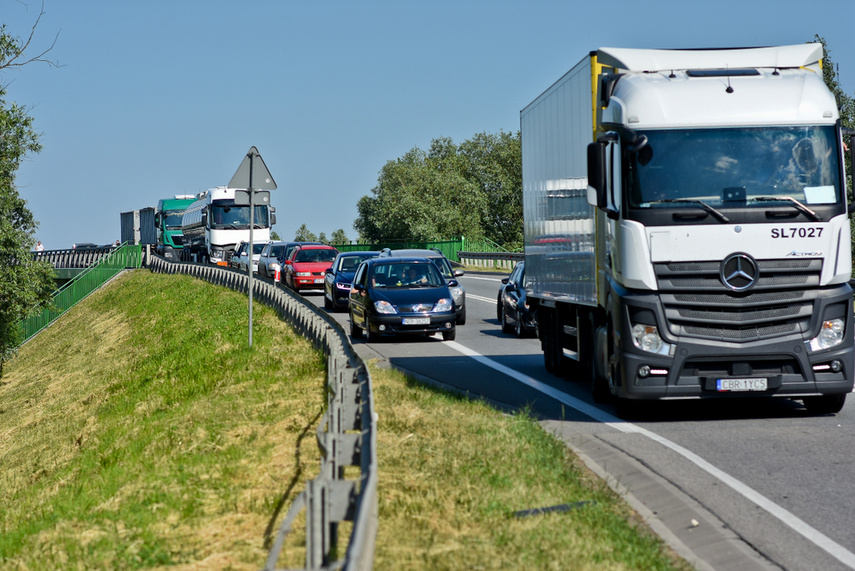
{"left": 402, "top": 317, "right": 430, "bottom": 325}
{"left": 716, "top": 378, "right": 768, "bottom": 392}
{"left": 314, "top": 278, "right": 324, "bottom": 283}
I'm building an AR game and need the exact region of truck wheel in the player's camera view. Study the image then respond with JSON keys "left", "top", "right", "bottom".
{"left": 590, "top": 323, "right": 612, "bottom": 403}
{"left": 802, "top": 394, "right": 846, "bottom": 414}
{"left": 542, "top": 310, "right": 562, "bottom": 375}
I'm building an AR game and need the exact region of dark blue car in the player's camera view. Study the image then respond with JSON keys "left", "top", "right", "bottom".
{"left": 348, "top": 257, "right": 458, "bottom": 342}
{"left": 323, "top": 251, "right": 380, "bottom": 310}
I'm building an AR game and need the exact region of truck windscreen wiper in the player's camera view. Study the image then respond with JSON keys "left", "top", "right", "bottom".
{"left": 647, "top": 198, "right": 732, "bottom": 223}
{"left": 750, "top": 196, "right": 819, "bottom": 221}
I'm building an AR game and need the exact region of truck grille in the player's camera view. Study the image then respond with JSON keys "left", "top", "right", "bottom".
{"left": 654, "top": 259, "right": 822, "bottom": 342}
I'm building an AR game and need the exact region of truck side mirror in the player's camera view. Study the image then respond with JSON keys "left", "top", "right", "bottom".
{"left": 587, "top": 142, "right": 608, "bottom": 209}
{"left": 201, "top": 212, "right": 208, "bottom": 227}
{"left": 270, "top": 213, "right": 277, "bottom": 226}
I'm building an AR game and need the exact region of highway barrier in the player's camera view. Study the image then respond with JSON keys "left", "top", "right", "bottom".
{"left": 146, "top": 255, "right": 378, "bottom": 571}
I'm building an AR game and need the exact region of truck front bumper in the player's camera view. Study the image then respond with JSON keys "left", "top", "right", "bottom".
{"left": 613, "top": 286, "right": 854, "bottom": 400}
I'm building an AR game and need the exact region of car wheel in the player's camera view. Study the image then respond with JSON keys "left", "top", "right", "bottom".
{"left": 515, "top": 317, "right": 525, "bottom": 338}
{"left": 496, "top": 293, "right": 503, "bottom": 321}
{"left": 501, "top": 305, "right": 513, "bottom": 334}
{"left": 442, "top": 327, "right": 456, "bottom": 341}
{"left": 457, "top": 305, "right": 466, "bottom": 326}
{"left": 365, "top": 319, "right": 380, "bottom": 343}
{"left": 324, "top": 292, "right": 333, "bottom": 310}
{"left": 350, "top": 314, "right": 363, "bottom": 339}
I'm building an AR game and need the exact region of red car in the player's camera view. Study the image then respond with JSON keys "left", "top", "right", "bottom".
{"left": 283, "top": 244, "right": 339, "bottom": 291}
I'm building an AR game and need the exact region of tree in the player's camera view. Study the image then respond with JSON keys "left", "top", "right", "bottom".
{"left": 354, "top": 131, "right": 520, "bottom": 245}
{"left": 317, "top": 232, "right": 327, "bottom": 244}
{"left": 330, "top": 228, "right": 348, "bottom": 245}
{"left": 1, "top": 19, "right": 57, "bottom": 375}
{"left": 814, "top": 35, "right": 854, "bottom": 189}
{"left": 294, "top": 224, "right": 317, "bottom": 242}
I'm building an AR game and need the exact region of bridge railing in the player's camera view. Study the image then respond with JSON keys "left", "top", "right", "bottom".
{"left": 146, "top": 256, "right": 378, "bottom": 571}
{"left": 33, "top": 245, "right": 120, "bottom": 269}
{"left": 19, "top": 244, "right": 143, "bottom": 344}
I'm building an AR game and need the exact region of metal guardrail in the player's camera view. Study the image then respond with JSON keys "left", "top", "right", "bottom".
{"left": 33, "top": 246, "right": 120, "bottom": 269}
{"left": 146, "top": 254, "right": 378, "bottom": 571}
{"left": 457, "top": 250, "right": 523, "bottom": 271}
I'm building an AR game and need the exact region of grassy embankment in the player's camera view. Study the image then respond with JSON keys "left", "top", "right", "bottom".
{"left": 0, "top": 270, "right": 691, "bottom": 570}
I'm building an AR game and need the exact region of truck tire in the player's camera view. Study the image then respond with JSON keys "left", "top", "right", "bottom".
{"left": 802, "top": 393, "right": 846, "bottom": 414}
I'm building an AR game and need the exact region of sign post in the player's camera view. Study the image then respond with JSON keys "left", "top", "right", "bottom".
{"left": 228, "top": 146, "right": 277, "bottom": 348}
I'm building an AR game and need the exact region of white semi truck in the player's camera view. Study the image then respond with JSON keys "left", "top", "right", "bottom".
{"left": 521, "top": 44, "right": 854, "bottom": 415}
{"left": 181, "top": 186, "right": 275, "bottom": 265}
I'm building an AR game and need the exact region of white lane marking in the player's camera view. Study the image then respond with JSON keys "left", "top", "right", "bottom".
{"left": 466, "top": 293, "right": 497, "bottom": 304}
{"left": 445, "top": 340, "right": 855, "bottom": 569}
{"left": 463, "top": 275, "right": 505, "bottom": 282}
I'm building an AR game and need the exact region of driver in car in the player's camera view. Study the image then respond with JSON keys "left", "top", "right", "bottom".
{"left": 402, "top": 266, "right": 428, "bottom": 285}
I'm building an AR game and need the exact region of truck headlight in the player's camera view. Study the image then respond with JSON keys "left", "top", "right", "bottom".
{"left": 631, "top": 324, "right": 674, "bottom": 356}
{"left": 808, "top": 319, "right": 845, "bottom": 351}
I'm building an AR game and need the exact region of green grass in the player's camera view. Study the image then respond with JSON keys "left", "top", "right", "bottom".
{"left": 1, "top": 269, "right": 690, "bottom": 570}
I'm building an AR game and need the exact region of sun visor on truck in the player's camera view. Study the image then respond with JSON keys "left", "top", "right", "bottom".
{"left": 596, "top": 44, "right": 823, "bottom": 73}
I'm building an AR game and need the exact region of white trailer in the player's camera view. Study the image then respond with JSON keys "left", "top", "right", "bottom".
{"left": 522, "top": 44, "right": 853, "bottom": 415}
{"left": 181, "top": 186, "right": 275, "bottom": 264}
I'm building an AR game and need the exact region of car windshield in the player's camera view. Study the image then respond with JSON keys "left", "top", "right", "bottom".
{"left": 270, "top": 244, "right": 286, "bottom": 257}
{"left": 295, "top": 248, "right": 337, "bottom": 263}
{"left": 252, "top": 243, "right": 267, "bottom": 255}
{"left": 338, "top": 254, "right": 375, "bottom": 272}
{"left": 628, "top": 125, "right": 842, "bottom": 209}
{"left": 369, "top": 262, "right": 444, "bottom": 288}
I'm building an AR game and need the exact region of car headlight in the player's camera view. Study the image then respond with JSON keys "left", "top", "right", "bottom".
{"left": 270, "top": 263, "right": 280, "bottom": 271}
{"left": 433, "top": 298, "right": 453, "bottom": 313}
{"left": 336, "top": 282, "right": 352, "bottom": 290}
{"left": 631, "top": 324, "right": 674, "bottom": 356}
{"left": 296, "top": 271, "right": 312, "bottom": 277}
{"left": 808, "top": 319, "right": 846, "bottom": 351}
{"left": 375, "top": 300, "right": 397, "bottom": 314}
{"left": 449, "top": 286, "right": 464, "bottom": 300}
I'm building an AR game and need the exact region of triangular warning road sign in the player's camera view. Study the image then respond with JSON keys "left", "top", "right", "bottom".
{"left": 228, "top": 146, "right": 277, "bottom": 190}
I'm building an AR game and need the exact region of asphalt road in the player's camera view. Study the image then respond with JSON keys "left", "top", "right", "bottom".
{"left": 296, "top": 272, "right": 855, "bottom": 571}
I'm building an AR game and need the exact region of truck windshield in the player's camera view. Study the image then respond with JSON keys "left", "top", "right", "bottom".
{"left": 163, "top": 212, "right": 184, "bottom": 229}
{"left": 210, "top": 201, "right": 269, "bottom": 228}
{"left": 628, "top": 126, "right": 842, "bottom": 210}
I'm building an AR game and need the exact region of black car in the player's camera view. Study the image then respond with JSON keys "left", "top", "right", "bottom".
{"left": 349, "top": 257, "right": 458, "bottom": 342}
{"left": 497, "top": 261, "right": 536, "bottom": 337}
{"left": 323, "top": 251, "right": 380, "bottom": 311}
{"left": 380, "top": 248, "right": 466, "bottom": 325}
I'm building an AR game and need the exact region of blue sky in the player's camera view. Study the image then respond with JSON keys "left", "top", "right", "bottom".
{"left": 4, "top": 0, "right": 854, "bottom": 249}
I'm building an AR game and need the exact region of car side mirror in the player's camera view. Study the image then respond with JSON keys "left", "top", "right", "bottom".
{"left": 454, "top": 269, "right": 464, "bottom": 277}
{"left": 325, "top": 268, "right": 333, "bottom": 274}
{"left": 501, "top": 277, "right": 509, "bottom": 284}
{"left": 447, "top": 279, "right": 459, "bottom": 287}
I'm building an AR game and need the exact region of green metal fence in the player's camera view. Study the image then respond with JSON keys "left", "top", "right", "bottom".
{"left": 18, "top": 243, "right": 143, "bottom": 344}
{"left": 331, "top": 237, "right": 510, "bottom": 261}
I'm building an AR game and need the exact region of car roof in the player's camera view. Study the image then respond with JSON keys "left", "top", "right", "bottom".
{"left": 365, "top": 255, "right": 434, "bottom": 265}
{"left": 297, "top": 244, "right": 337, "bottom": 250}
{"left": 385, "top": 248, "right": 445, "bottom": 258}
